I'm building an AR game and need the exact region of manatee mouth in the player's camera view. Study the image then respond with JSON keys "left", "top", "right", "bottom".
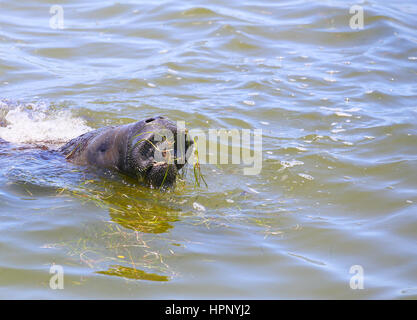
{"left": 134, "top": 117, "right": 193, "bottom": 189}
{"left": 145, "top": 161, "right": 178, "bottom": 189}
{"left": 144, "top": 140, "right": 193, "bottom": 188}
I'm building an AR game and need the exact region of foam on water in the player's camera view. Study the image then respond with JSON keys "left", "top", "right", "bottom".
{"left": 0, "top": 100, "right": 92, "bottom": 146}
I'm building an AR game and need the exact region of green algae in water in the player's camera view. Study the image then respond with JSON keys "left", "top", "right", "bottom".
{"left": 96, "top": 265, "right": 169, "bottom": 281}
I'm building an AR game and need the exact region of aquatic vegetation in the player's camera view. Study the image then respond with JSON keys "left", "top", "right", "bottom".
{"left": 65, "top": 173, "right": 182, "bottom": 233}
{"left": 54, "top": 221, "right": 177, "bottom": 281}
{"left": 191, "top": 136, "right": 207, "bottom": 188}
{"left": 96, "top": 265, "right": 169, "bottom": 281}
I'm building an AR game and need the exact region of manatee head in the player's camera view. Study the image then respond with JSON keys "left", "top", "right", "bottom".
{"left": 127, "top": 116, "right": 193, "bottom": 189}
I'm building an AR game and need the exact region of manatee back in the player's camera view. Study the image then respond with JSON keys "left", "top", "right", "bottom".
{"left": 59, "top": 127, "right": 109, "bottom": 164}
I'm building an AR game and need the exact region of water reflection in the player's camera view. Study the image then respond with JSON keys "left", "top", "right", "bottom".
{"left": 75, "top": 174, "right": 182, "bottom": 234}
{"left": 0, "top": 133, "right": 185, "bottom": 280}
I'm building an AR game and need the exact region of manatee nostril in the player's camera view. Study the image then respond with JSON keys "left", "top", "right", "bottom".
{"left": 145, "top": 116, "right": 165, "bottom": 123}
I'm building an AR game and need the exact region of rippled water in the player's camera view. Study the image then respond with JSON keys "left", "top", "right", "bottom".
{"left": 0, "top": 0, "right": 416, "bottom": 299}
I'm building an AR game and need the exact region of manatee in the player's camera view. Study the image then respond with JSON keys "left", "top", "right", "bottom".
{"left": 59, "top": 116, "right": 193, "bottom": 188}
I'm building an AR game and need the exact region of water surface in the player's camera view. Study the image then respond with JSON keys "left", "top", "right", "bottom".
{"left": 0, "top": 0, "right": 416, "bottom": 299}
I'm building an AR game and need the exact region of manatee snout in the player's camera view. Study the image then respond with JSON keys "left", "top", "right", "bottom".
{"left": 131, "top": 116, "right": 193, "bottom": 188}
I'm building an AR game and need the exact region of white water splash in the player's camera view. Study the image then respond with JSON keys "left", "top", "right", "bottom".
{"left": 193, "top": 202, "right": 206, "bottom": 212}
{"left": 280, "top": 160, "right": 304, "bottom": 169}
{"left": 320, "top": 106, "right": 361, "bottom": 118}
{"left": 0, "top": 101, "right": 92, "bottom": 146}
{"left": 298, "top": 173, "right": 314, "bottom": 180}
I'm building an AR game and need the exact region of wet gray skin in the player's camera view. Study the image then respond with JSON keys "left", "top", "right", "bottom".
{"left": 60, "top": 116, "right": 193, "bottom": 188}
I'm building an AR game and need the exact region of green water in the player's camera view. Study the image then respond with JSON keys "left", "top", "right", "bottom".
{"left": 0, "top": 0, "right": 416, "bottom": 299}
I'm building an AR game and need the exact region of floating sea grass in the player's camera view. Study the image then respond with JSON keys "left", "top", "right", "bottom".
{"left": 96, "top": 265, "right": 169, "bottom": 281}
{"left": 192, "top": 136, "right": 207, "bottom": 188}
